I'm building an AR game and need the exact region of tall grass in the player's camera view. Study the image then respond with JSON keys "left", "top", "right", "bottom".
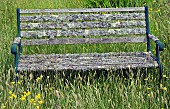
{"left": 0, "top": 0, "right": 169, "bottom": 109}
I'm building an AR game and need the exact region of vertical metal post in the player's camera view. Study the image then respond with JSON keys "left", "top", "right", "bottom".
{"left": 145, "top": 6, "right": 151, "bottom": 52}
{"left": 156, "top": 44, "right": 160, "bottom": 64}
{"left": 15, "top": 53, "right": 19, "bottom": 82}
{"left": 156, "top": 44, "right": 163, "bottom": 82}
{"left": 15, "top": 8, "right": 21, "bottom": 82}
{"left": 17, "top": 8, "right": 22, "bottom": 54}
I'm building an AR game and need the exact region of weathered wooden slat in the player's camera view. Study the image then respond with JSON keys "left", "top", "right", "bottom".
{"left": 148, "top": 34, "right": 159, "bottom": 42}
{"left": 21, "top": 28, "right": 146, "bottom": 38}
{"left": 13, "top": 37, "right": 21, "bottom": 44}
{"left": 17, "top": 52, "right": 158, "bottom": 72}
{"left": 20, "top": 13, "right": 145, "bottom": 22}
{"left": 21, "top": 37, "right": 146, "bottom": 45}
{"left": 20, "top": 7, "right": 145, "bottom": 14}
{"left": 21, "top": 21, "right": 146, "bottom": 30}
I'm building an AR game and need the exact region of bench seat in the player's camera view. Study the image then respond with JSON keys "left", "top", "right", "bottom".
{"left": 18, "top": 52, "right": 158, "bottom": 72}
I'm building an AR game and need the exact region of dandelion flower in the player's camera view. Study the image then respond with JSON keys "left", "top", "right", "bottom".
{"left": 18, "top": 81, "right": 21, "bottom": 85}
{"left": 148, "top": 94, "right": 150, "bottom": 97}
{"left": 163, "top": 75, "right": 166, "bottom": 78}
{"left": 23, "top": 91, "right": 27, "bottom": 95}
{"left": 160, "top": 84, "right": 163, "bottom": 88}
{"left": 38, "top": 100, "right": 44, "bottom": 105}
{"left": 9, "top": 91, "right": 12, "bottom": 94}
{"left": 10, "top": 96, "right": 13, "bottom": 99}
{"left": 36, "top": 106, "right": 40, "bottom": 109}
{"left": 11, "top": 82, "right": 15, "bottom": 84}
{"left": 163, "top": 87, "right": 167, "bottom": 91}
{"left": 20, "top": 96, "right": 26, "bottom": 101}
{"left": 30, "top": 98, "right": 35, "bottom": 103}
{"left": 35, "top": 94, "right": 41, "bottom": 99}
{"left": 36, "top": 77, "right": 41, "bottom": 82}
{"left": 12, "top": 94, "right": 17, "bottom": 99}
{"left": 26, "top": 91, "right": 31, "bottom": 96}
{"left": 2, "top": 106, "right": 6, "bottom": 108}
{"left": 156, "top": 9, "right": 160, "bottom": 13}
{"left": 144, "top": 78, "right": 148, "bottom": 81}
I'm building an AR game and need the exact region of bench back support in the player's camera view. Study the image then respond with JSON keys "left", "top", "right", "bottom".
{"left": 16, "top": 7, "right": 150, "bottom": 48}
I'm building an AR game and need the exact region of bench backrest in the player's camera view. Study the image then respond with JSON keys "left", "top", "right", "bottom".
{"left": 17, "top": 7, "right": 150, "bottom": 46}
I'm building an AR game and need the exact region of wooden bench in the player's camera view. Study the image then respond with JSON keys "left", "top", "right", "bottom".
{"left": 11, "top": 6, "right": 164, "bottom": 81}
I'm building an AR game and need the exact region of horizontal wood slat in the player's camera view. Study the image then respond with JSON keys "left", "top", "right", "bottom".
{"left": 21, "top": 37, "right": 147, "bottom": 45}
{"left": 21, "top": 21, "right": 146, "bottom": 30}
{"left": 18, "top": 52, "right": 158, "bottom": 72}
{"left": 20, "top": 7, "right": 145, "bottom": 13}
{"left": 20, "top": 13, "right": 145, "bottom": 22}
{"left": 21, "top": 28, "right": 146, "bottom": 38}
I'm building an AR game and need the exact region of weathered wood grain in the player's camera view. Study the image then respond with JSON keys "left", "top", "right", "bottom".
{"left": 20, "top": 13, "right": 145, "bottom": 22}
{"left": 20, "top": 21, "right": 146, "bottom": 30}
{"left": 20, "top": 7, "right": 145, "bottom": 13}
{"left": 17, "top": 52, "right": 158, "bottom": 72}
{"left": 148, "top": 34, "right": 159, "bottom": 42}
{"left": 21, "top": 37, "right": 146, "bottom": 45}
{"left": 21, "top": 28, "right": 146, "bottom": 38}
{"left": 13, "top": 37, "right": 21, "bottom": 44}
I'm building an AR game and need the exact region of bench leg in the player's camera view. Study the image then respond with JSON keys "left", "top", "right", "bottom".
{"left": 15, "top": 70, "right": 18, "bottom": 83}
{"left": 159, "top": 64, "right": 163, "bottom": 83}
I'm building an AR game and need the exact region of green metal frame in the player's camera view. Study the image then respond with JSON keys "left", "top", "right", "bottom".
{"left": 11, "top": 8, "right": 21, "bottom": 82}
{"left": 145, "top": 6, "right": 164, "bottom": 82}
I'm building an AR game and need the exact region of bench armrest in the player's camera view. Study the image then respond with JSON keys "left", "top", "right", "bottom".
{"left": 11, "top": 37, "right": 21, "bottom": 54}
{"left": 11, "top": 44, "right": 18, "bottom": 54}
{"left": 148, "top": 34, "right": 164, "bottom": 51}
{"left": 12, "top": 37, "right": 21, "bottom": 45}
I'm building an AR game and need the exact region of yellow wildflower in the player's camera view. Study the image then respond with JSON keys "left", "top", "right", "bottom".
{"left": 144, "top": 78, "right": 148, "bottom": 81}
{"left": 36, "top": 106, "right": 40, "bottom": 109}
{"left": 149, "top": 8, "right": 153, "bottom": 11}
{"left": 10, "top": 96, "right": 13, "bottom": 99}
{"left": 169, "top": 60, "right": 170, "bottom": 62}
{"left": 163, "top": 75, "right": 166, "bottom": 78}
{"left": 147, "top": 87, "right": 151, "bottom": 90}
{"left": 9, "top": 91, "right": 12, "bottom": 94}
{"left": 18, "top": 81, "right": 21, "bottom": 85}
{"left": 35, "top": 94, "right": 41, "bottom": 99}
{"left": 156, "top": 9, "right": 160, "bottom": 13}
{"left": 12, "top": 94, "right": 17, "bottom": 98}
{"left": 162, "top": 87, "right": 167, "bottom": 91}
{"left": 148, "top": 94, "right": 150, "bottom": 97}
{"left": 160, "top": 84, "right": 163, "bottom": 87}
{"left": 2, "top": 106, "right": 6, "bottom": 108}
{"left": 29, "top": 98, "right": 35, "bottom": 103}
{"left": 20, "top": 96, "right": 26, "bottom": 101}
{"left": 26, "top": 91, "right": 31, "bottom": 96}
{"left": 36, "top": 77, "right": 41, "bottom": 82}
{"left": 23, "top": 91, "right": 27, "bottom": 95}
{"left": 38, "top": 100, "right": 44, "bottom": 105}
{"left": 11, "top": 82, "right": 15, "bottom": 84}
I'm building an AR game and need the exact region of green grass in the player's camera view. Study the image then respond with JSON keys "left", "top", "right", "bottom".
{"left": 0, "top": 0, "right": 170, "bottom": 109}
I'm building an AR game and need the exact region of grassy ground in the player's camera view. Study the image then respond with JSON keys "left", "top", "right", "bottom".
{"left": 0, "top": 0, "right": 170, "bottom": 109}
